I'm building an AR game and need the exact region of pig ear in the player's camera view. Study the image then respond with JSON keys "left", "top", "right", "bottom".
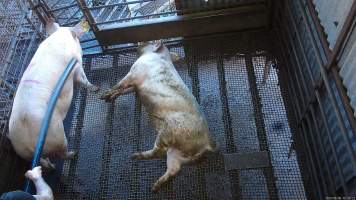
{"left": 70, "top": 20, "right": 90, "bottom": 38}
{"left": 45, "top": 17, "right": 60, "bottom": 35}
{"left": 153, "top": 40, "right": 164, "bottom": 52}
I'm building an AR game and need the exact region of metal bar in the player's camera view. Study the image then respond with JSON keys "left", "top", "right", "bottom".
{"left": 62, "top": 19, "right": 81, "bottom": 26}
{"left": 303, "top": 112, "right": 329, "bottom": 197}
{"left": 326, "top": 1, "right": 356, "bottom": 69}
{"left": 63, "top": 7, "right": 82, "bottom": 24}
{"left": 314, "top": 91, "right": 348, "bottom": 194}
{"left": 309, "top": 105, "right": 343, "bottom": 195}
{"left": 224, "top": 151, "right": 270, "bottom": 170}
{"left": 275, "top": 24, "right": 317, "bottom": 199}
{"left": 304, "top": 0, "right": 332, "bottom": 57}
{"left": 102, "top": 3, "right": 120, "bottom": 23}
{"left": 51, "top": 3, "right": 77, "bottom": 12}
{"left": 330, "top": 67, "right": 356, "bottom": 134}
{"left": 80, "top": 38, "right": 97, "bottom": 43}
{"left": 183, "top": 44, "right": 208, "bottom": 199}
{"left": 76, "top": 0, "right": 99, "bottom": 32}
{"left": 277, "top": 19, "right": 306, "bottom": 116}
{"left": 303, "top": 0, "right": 356, "bottom": 134}
{"left": 299, "top": 121, "right": 323, "bottom": 200}
{"left": 280, "top": 14, "right": 312, "bottom": 108}
{"left": 49, "top": 0, "right": 65, "bottom": 9}
{"left": 274, "top": 36, "right": 300, "bottom": 125}
{"left": 216, "top": 47, "right": 241, "bottom": 200}
{"left": 63, "top": 58, "right": 90, "bottom": 200}
{"left": 281, "top": 2, "right": 315, "bottom": 86}
{"left": 96, "top": 11, "right": 177, "bottom": 25}
{"left": 245, "top": 50, "right": 279, "bottom": 199}
{"left": 82, "top": 44, "right": 101, "bottom": 50}
{"left": 24, "top": 58, "right": 78, "bottom": 193}
{"left": 216, "top": 49, "right": 236, "bottom": 154}
{"left": 55, "top": 0, "right": 77, "bottom": 19}
{"left": 98, "top": 57, "right": 117, "bottom": 200}
{"left": 274, "top": 23, "right": 302, "bottom": 120}
{"left": 97, "top": 5, "right": 267, "bottom": 46}
{"left": 90, "top": 0, "right": 154, "bottom": 10}
{"left": 129, "top": 94, "right": 141, "bottom": 199}
{"left": 94, "top": 0, "right": 115, "bottom": 23}
{"left": 288, "top": 0, "right": 356, "bottom": 168}
{"left": 27, "top": 0, "right": 46, "bottom": 25}
{"left": 1, "top": 12, "right": 26, "bottom": 78}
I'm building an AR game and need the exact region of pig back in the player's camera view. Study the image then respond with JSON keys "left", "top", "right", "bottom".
{"left": 137, "top": 57, "right": 211, "bottom": 152}
{"left": 14, "top": 28, "right": 81, "bottom": 119}
{"left": 8, "top": 28, "right": 81, "bottom": 159}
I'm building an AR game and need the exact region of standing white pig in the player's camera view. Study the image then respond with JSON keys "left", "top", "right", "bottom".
{"left": 100, "top": 41, "right": 215, "bottom": 191}
{"left": 8, "top": 18, "right": 98, "bottom": 169}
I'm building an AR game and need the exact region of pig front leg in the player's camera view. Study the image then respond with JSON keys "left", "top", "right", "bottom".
{"left": 99, "top": 73, "right": 134, "bottom": 102}
{"left": 74, "top": 66, "right": 99, "bottom": 92}
{"left": 152, "top": 148, "right": 189, "bottom": 192}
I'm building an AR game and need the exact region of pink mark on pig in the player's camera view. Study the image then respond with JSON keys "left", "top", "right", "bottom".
{"left": 22, "top": 79, "right": 42, "bottom": 85}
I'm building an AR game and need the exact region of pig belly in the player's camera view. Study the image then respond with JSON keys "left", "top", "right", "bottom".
{"left": 151, "top": 111, "right": 210, "bottom": 154}
{"left": 8, "top": 102, "right": 67, "bottom": 161}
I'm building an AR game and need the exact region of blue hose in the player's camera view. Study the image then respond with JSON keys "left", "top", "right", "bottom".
{"left": 24, "top": 58, "right": 78, "bottom": 193}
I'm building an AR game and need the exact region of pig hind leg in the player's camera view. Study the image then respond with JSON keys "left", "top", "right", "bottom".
{"left": 58, "top": 136, "right": 77, "bottom": 160}
{"left": 40, "top": 158, "right": 55, "bottom": 170}
{"left": 152, "top": 148, "right": 189, "bottom": 192}
{"left": 132, "top": 136, "right": 165, "bottom": 160}
{"left": 131, "top": 146, "right": 165, "bottom": 160}
{"left": 74, "top": 65, "right": 99, "bottom": 92}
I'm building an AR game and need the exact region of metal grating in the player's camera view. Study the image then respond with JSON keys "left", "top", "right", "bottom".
{"left": 176, "top": 0, "right": 265, "bottom": 14}
{"left": 51, "top": 31, "right": 307, "bottom": 199}
{"left": 0, "top": 0, "right": 43, "bottom": 193}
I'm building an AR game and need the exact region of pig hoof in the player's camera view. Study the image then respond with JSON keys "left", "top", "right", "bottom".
{"left": 131, "top": 153, "right": 140, "bottom": 160}
{"left": 89, "top": 85, "right": 100, "bottom": 93}
{"left": 99, "top": 92, "right": 113, "bottom": 102}
{"left": 131, "top": 153, "right": 141, "bottom": 160}
{"left": 41, "top": 158, "right": 56, "bottom": 171}
{"left": 43, "top": 162, "right": 56, "bottom": 171}
{"left": 66, "top": 151, "right": 77, "bottom": 160}
{"left": 151, "top": 184, "right": 160, "bottom": 192}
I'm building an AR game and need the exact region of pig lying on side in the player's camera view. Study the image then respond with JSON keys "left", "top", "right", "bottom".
{"left": 100, "top": 41, "right": 215, "bottom": 191}
{"left": 8, "top": 18, "right": 98, "bottom": 169}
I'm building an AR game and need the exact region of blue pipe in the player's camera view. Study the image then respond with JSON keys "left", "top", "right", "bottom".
{"left": 24, "top": 58, "right": 78, "bottom": 193}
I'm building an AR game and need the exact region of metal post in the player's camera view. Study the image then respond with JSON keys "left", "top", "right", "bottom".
{"left": 216, "top": 47, "right": 241, "bottom": 200}
{"left": 245, "top": 47, "right": 279, "bottom": 199}
{"left": 99, "top": 56, "right": 117, "bottom": 200}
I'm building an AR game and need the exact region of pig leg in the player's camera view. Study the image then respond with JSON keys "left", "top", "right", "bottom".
{"left": 100, "top": 73, "right": 134, "bottom": 102}
{"left": 25, "top": 166, "right": 54, "bottom": 200}
{"left": 40, "top": 158, "right": 56, "bottom": 170}
{"left": 152, "top": 148, "right": 189, "bottom": 192}
{"left": 74, "top": 66, "right": 99, "bottom": 92}
{"left": 131, "top": 135, "right": 165, "bottom": 160}
{"left": 59, "top": 134, "right": 77, "bottom": 160}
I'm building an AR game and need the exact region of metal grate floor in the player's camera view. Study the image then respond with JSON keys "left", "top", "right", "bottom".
{"left": 54, "top": 31, "right": 307, "bottom": 200}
